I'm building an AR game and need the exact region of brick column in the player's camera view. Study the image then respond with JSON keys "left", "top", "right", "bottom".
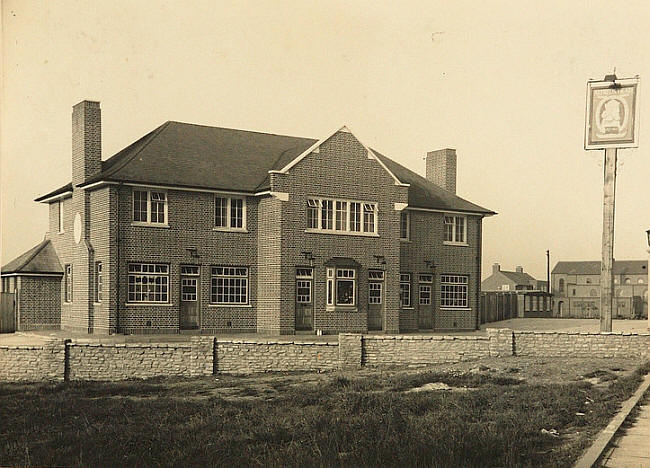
{"left": 339, "top": 333, "right": 362, "bottom": 369}
{"left": 487, "top": 328, "right": 514, "bottom": 357}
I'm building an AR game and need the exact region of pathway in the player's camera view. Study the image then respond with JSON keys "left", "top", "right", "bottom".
{"left": 600, "top": 396, "right": 650, "bottom": 467}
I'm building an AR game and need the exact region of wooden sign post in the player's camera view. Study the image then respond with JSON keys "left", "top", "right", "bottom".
{"left": 585, "top": 74, "right": 640, "bottom": 333}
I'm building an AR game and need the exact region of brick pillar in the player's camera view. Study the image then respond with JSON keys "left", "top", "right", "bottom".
{"left": 339, "top": 333, "right": 362, "bottom": 369}
{"left": 487, "top": 328, "right": 514, "bottom": 357}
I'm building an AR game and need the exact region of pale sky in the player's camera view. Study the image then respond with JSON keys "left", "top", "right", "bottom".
{"left": 2, "top": 0, "right": 650, "bottom": 280}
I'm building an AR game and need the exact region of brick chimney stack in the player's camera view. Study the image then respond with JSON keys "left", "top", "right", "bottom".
{"left": 72, "top": 100, "right": 101, "bottom": 186}
{"left": 426, "top": 148, "right": 457, "bottom": 194}
{"left": 492, "top": 263, "right": 500, "bottom": 274}
{"left": 516, "top": 266, "right": 524, "bottom": 273}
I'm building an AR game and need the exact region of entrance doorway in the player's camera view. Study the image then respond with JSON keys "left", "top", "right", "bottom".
{"left": 368, "top": 270, "right": 384, "bottom": 331}
{"left": 180, "top": 265, "right": 200, "bottom": 330}
{"left": 295, "top": 268, "right": 313, "bottom": 331}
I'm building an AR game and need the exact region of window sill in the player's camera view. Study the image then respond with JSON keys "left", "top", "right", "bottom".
{"left": 440, "top": 307, "right": 471, "bottom": 311}
{"left": 326, "top": 306, "right": 359, "bottom": 312}
{"left": 58, "top": 231, "right": 65, "bottom": 235}
{"left": 305, "top": 229, "right": 379, "bottom": 238}
{"left": 443, "top": 241, "right": 469, "bottom": 247}
{"left": 126, "top": 302, "right": 174, "bottom": 307}
{"left": 93, "top": 302, "right": 102, "bottom": 306}
{"left": 213, "top": 227, "right": 249, "bottom": 233}
{"left": 131, "top": 222, "right": 170, "bottom": 228}
{"left": 400, "top": 238, "right": 411, "bottom": 243}
{"left": 208, "top": 304, "right": 252, "bottom": 308}
{"left": 401, "top": 307, "right": 414, "bottom": 310}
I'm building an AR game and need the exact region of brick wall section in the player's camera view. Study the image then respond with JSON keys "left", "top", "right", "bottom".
{"left": 16, "top": 276, "right": 61, "bottom": 330}
{"left": 0, "top": 339, "right": 65, "bottom": 382}
{"left": 214, "top": 339, "right": 339, "bottom": 373}
{"left": 362, "top": 334, "right": 491, "bottom": 366}
{"left": 67, "top": 336, "right": 213, "bottom": 380}
{"left": 513, "top": 331, "right": 650, "bottom": 358}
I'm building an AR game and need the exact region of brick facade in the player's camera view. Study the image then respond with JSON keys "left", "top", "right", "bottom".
{"left": 15, "top": 276, "right": 61, "bottom": 330}
{"left": 30, "top": 101, "right": 490, "bottom": 335}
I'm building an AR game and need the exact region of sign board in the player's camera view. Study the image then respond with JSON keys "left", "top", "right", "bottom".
{"left": 585, "top": 77, "right": 640, "bottom": 150}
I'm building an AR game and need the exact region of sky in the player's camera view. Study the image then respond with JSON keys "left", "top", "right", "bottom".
{"left": 2, "top": 0, "right": 650, "bottom": 280}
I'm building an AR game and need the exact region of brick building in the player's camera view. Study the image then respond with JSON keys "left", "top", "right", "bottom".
{"left": 481, "top": 264, "right": 552, "bottom": 318}
{"left": 1, "top": 100, "right": 494, "bottom": 334}
{"left": 551, "top": 260, "right": 648, "bottom": 319}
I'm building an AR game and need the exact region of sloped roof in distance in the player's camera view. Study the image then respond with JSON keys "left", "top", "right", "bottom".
{"left": 1, "top": 240, "right": 63, "bottom": 275}
{"left": 552, "top": 260, "right": 648, "bottom": 275}
{"left": 36, "top": 121, "right": 494, "bottom": 215}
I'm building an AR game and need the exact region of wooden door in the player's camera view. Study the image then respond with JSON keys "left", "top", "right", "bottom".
{"left": 0, "top": 293, "right": 16, "bottom": 333}
{"left": 179, "top": 266, "right": 200, "bottom": 330}
{"left": 368, "top": 270, "right": 384, "bottom": 331}
{"left": 295, "top": 268, "right": 313, "bottom": 331}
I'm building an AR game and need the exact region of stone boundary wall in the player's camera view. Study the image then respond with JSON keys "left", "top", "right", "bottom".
{"left": 0, "top": 339, "right": 65, "bottom": 382}
{"left": 362, "top": 335, "right": 491, "bottom": 366}
{"left": 513, "top": 330, "right": 650, "bottom": 358}
{"left": 68, "top": 336, "right": 213, "bottom": 381}
{"left": 1, "top": 329, "right": 650, "bottom": 382}
{"left": 215, "top": 340, "right": 339, "bottom": 373}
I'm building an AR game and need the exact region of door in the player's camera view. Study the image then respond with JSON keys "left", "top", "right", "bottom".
{"left": 295, "top": 268, "right": 313, "bottom": 331}
{"left": 368, "top": 270, "right": 384, "bottom": 331}
{"left": 180, "top": 266, "right": 200, "bottom": 330}
{"left": 417, "top": 274, "right": 434, "bottom": 329}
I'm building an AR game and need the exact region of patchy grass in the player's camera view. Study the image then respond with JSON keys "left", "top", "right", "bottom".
{"left": 1, "top": 358, "right": 648, "bottom": 467}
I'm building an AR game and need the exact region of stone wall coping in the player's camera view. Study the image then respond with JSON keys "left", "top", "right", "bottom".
{"left": 513, "top": 330, "right": 650, "bottom": 337}
{"left": 215, "top": 339, "right": 338, "bottom": 346}
{"left": 69, "top": 342, "right": 193, "bottom": 349}
{"left": 363, "top": 335, "right": 489, "bottom": 341}
{"left": 0, "top": 345, "right": 46, "bottom": 350}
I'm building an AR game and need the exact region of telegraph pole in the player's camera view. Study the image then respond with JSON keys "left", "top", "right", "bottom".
{"left": 546, "top": 250, "right": 550, "bottom": 292}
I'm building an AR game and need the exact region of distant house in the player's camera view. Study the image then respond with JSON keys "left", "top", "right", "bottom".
{"left": 551, "top": 260, "right": 648, "bottom": 318}
{"left": 481, "top": 264, "right": 546, "bottom": 292}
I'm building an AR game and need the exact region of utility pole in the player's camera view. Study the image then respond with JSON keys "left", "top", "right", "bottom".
{"left": 546, "top": 250, "right": 550, "bottom": 293}
{"left": 600, "top": 148, "right": 617, "bottom": 332}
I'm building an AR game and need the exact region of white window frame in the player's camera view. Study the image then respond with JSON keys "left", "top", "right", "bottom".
{"left": 64, "top": 264, "right": 73, "bottom": 303}
{"left": 58, "top": 200, "right": 64, "bottom": 233}
{"left": 440, "top": 274, "right": 469, "bottom": 309}
{"left": 419, "top": 284, "right": 432, "bottom": 305}
{"left": 400, "top": 273, "right": 411, "bottom": 308}
{"left": 296, "top": 268, "right": 313, "bottom": 304}
{"left": 369, "top": 282, "right": 382, "bottom": 304}
{"left": 400, "top": 211, "right": 410, "bottom": 241}
{"left": 127, "top": 263, "right": 170, "bottom": 303}
{"left": 214, "top": 195, "right": 247, "bottom": 231}
{"left": 94, "top": 261, "right": 102, "bottom": 303}
{"left": 211, "top": 266, "right": 249, "bottom": 305}
{"left": 132, "top": 188, "right": 168, "bottom": 226}
{"left": 443, "top": 214, "right": 467, "bottom": 245}
{"left": 306, "top": 197, "right": 378, "bottom": 236}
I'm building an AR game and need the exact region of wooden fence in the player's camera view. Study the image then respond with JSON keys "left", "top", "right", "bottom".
{"left": 479, "top": 292, "right": 518, "bottom": 325}
{"left": 0, "top": 293, "right": 16, "bottom": 333}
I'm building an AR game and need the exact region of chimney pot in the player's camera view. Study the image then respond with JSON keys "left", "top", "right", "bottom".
{"left": 426, "top": 148, "right": 457, "bottom": 193}
{"left": 516, "top": 266, "right": 524, "bottom": 273}
{"left": 492, "top": 263, "right": 500, "bottom": 274}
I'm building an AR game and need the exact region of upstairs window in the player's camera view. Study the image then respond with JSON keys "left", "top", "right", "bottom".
{"left": 444, "top": 215, "right": 467, "bottom": 244}
{"left": 215, "top": 196, "right": 246, "bottom": 230}
{"left": 133, "top": 189, "right": 168, "bottom": 225}
{"left": 400, "top": 211, "right": 410, "bottom": 240}
{"left": 307, "top": 197, "right": 377, "bottom": 234}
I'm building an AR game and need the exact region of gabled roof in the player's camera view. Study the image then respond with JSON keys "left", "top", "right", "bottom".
{"left": 35, "top": 122, "right": 494, "bottom": 215}
{"left": 500, "top": 270, "right": 536, "bottom": 286}
{"left": 1, "top": 240, "right": 63, "bottom": 275}
{"left": 552, "top": 260, "right": 648, "bottom": 275}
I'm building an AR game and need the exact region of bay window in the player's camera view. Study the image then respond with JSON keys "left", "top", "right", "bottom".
{"left": 326, "top": 267, "right": 357, "bottom": 307}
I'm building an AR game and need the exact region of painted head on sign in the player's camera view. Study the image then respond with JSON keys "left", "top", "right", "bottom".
{"left": 599, "top": 99, "right": 623, "bottom": 133}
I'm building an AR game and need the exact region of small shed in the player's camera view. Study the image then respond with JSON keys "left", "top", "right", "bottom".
{"left": 1, "top": 240, "right": 63, "bottom": 331}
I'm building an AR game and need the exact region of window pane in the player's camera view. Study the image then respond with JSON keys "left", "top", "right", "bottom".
{"left": 455, "top": 216, "right": 465, "bottom": 242}
{"left": 369, "top": 282, "right": 382, "bottom": 304}
{"left": 350, "top": 202, "right": 361, "bottom": 232}
{"left": 307, "top": 202, "right": 318, "bottom": 229}
{"left": 150, "top": 192, "right": 166, "bottom": 224}
{"left": 400, "top": 212, "right": 408, "bottom": 239}
{"left": 337, "top": 280, "right": 354, "bottom": 305}
{"left": 231, "top": 198, "right": 243, "bottom": 228}
{"left": 133, "top": 190, "right": 148, "bottom": 222}
{"left": 321, "top": 200, "right": 333, "bottom": 230}
{"left": 363, "top": 204, "right": 375, "bottom": 233}
{"left": 215, "top": 197, "right": 228, "bottom": 227}
{"left": 335, "top": 201, "right": 347, "bottom": 231}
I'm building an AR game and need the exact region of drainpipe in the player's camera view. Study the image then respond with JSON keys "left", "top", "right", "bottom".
{"left": 115, "top": 184, "right": 121, "bottom": 334}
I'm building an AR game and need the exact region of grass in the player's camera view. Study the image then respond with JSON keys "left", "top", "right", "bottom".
{"left": 1, "top": 359, "right": 649, "bottom": 467}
